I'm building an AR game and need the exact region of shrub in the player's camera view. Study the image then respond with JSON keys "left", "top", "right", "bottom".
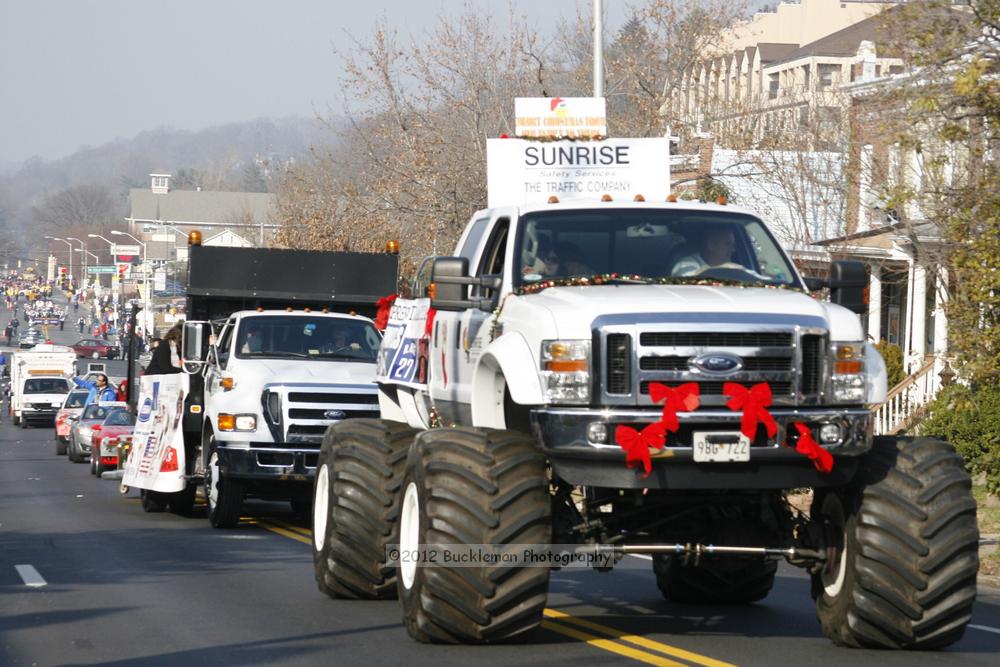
{"left": 875, "top": 340, "right": 905, "bottom": 387}
{"left": 918, "top": 383, "right": 1000, "bottom": 495}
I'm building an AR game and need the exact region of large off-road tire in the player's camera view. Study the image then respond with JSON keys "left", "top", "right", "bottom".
{"left": 205, "top": 447, "right": 243, "bottom": 528}
{"left": 140, "top": 489, "right": 168, "bottom": 513}
{"left": 652, "top": 555, "right": 777, "bottom": 604}
{"left": 169, "top": 484, "right": 197, "bottom": 517}
{"left": 397, "top": 427, "right": 551, "bottom": 644}
{"left": 313, "top": 419, "right": 416, "bottom": 600}
{"left": 812, "top": 436, "right": 978, "bottom": 649}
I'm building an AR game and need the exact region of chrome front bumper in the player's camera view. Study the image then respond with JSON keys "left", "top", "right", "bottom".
{"left": 531, "top": 406, "right": 872, "bottom": 491}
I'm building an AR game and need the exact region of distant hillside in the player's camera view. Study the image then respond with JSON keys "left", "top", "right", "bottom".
{"left": 0, "top": 115, "right": 340, "bottom": 242}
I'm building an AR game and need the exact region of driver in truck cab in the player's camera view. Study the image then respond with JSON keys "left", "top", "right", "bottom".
{"left": 671, "top": 225, "right": 737, "bottom": 276}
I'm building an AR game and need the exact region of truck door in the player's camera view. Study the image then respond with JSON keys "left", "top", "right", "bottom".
{"left": 204, "top": 317, "right": 236, "bottom": 407}
{"left": 430, "top": 210, "right": 514, "bottom": 421}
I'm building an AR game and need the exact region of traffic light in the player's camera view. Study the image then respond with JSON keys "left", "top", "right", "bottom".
{"left": 118, "top": 266, "right": 126, "bottom": 282}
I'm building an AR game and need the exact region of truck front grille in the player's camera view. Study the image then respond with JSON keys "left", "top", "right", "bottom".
{"left": 601, "top": 324, "right": 826, "bottom": 408}
{"left": 606, "top": 334, "right": 631, "bottom": 395}
{"left": 264, "top": 385, "right": 379, "bottom": 444}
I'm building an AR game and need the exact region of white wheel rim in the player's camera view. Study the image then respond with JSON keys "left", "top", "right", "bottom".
{"left": 821, "top": 496, "right": 848, "bottom": 597}
{"left": 399, "top": 482, "right": 420, "bottom": 590}
{"left": 208, "top": 453, "right": 220, "bottom": 509}
{"left": 313, "top": 464, "right": 330, "bottom": 552}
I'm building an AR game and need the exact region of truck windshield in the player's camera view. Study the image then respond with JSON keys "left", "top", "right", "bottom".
{"left": 24, "top": 378, "right": 70, "bottom": 394}
{"left": 234, "top": 316, "right": 380, "bottom": 362}
{"left": 514, "top": 209, "right": 801, "bottom": 289}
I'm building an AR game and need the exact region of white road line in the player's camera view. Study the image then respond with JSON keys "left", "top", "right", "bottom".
{"left": 969, "top": 624, "right": 1000, "bottom": 636}
{"left": 14, "top": 564, "right": 47, "bottom": 588}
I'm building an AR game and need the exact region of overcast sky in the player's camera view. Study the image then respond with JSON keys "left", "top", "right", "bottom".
{"left": 0, "top": 0, "right": 632, "bottom": 165}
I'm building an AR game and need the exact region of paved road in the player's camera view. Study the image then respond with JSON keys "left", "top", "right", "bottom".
{"left": 2, "top": 296, "right": 999, "bottom": 666}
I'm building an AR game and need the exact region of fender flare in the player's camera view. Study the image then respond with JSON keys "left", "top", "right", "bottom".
{"left": 471, "top": 333, "right": 544, "bottom": 428}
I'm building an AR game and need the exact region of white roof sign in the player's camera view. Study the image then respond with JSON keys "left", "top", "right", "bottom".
{"left": 486, "top": 137, "right": 670, "bottom": 207}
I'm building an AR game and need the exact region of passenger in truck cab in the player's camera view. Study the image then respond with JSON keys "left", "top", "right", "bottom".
{"left": 670, "top": 225, "right": 738, "bottom": 276}
{"left": 524, "top": 236, "right": 591, "bottom": 278}
{"left": 240, "top": 327, "right": 264, "bottom": 354}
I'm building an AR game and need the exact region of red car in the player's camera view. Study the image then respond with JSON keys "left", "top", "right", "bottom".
{"left": 55, "top": 390, "right": 90, "bottom": 455}
{"left": 89, "top": 409, "right": 136, "bottom": 476}
{"left": 71, "top": 338, "right": 118, "bottom": 359}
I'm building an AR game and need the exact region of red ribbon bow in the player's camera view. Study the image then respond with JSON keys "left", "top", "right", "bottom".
{"left": 790, "top": 422, "right": 834, "bottom": 473}
{"left": 373, "top": 294, "right": 398, "bottom": 331}
{"left": 648, "top": 382, "right": 700, "bottom": 432}
{"left": 723, "top": 382, "right": 778, "bottom": 441}
{"left": 615, "top": 422, "right": 667, "bottom": 477}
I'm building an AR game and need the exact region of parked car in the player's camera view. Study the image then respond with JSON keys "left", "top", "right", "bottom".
{"left": 90, "top": 408, "right": 136, "bottom": 476}
{"left": 67, "top": 402, "right": 127, "bottom": 463}
{"left": 18, "top": 329, "right": 46, "bottom": 349}
{"left": 71, "top": 339, "right": 118, "bottom": 359}
{"left": 55, "top": 390, "right": 90, "bottom": 455}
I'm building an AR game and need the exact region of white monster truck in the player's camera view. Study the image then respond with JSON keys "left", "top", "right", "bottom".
{"left": 311, "top": 139, "right": 978, "bottom": 648}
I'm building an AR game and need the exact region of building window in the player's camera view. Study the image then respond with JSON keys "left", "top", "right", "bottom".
{"left": 768, "top": 73, "right": 779, "bottom": 99}
{"left": 817, "top": 64, "right": 839, "bottom": 90}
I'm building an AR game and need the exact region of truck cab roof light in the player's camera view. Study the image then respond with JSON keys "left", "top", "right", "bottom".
{"left": 385, "top": 240, "right": 400, "bottom": 254}
{"left": 633, "top": 194, "right": 645, "bottom": 202}
{"left": 188, "top": 231, "right": 203, "bottom": 246}
{"left": 717, "top": 196, "right": 728, "bottom": 205}
{"left": 667, "top": 194, "right": 678, "bottom": 202}
{"left": 547, "top": 196, "right": 560, "bottom": 204}
{"left": 601, "top": 194, "right": 613, "bottom": 202}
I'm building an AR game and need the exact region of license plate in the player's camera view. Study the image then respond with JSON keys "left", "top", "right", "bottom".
{"left": 693, "top": 432, "right": 751, "bottom": 462}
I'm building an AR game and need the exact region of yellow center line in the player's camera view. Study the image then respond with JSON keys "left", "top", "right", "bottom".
{"left": 243, "top": 516, "right": 312, "bottom": 545}
{"left": 543, "top": 609, "right": 737, "bottom": 667}
{"left": 246, "top": 516, "right": 736, "bottom": 667}
{"left": 541, "top": 620, "right": 687, "bottom": 667}
{"left": 259, "top": 516, "right": 312, "bottom": 537}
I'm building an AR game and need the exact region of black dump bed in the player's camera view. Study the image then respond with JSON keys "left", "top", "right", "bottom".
{"left": 186, "top": 245, "right": 398, "bottom": 321}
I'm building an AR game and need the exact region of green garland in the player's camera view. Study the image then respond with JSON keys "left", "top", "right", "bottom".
{"left": 515, "top": 273, "right": 805, "bottom": 296}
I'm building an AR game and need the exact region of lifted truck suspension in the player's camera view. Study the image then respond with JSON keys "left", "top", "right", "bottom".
{"left": 576, "top": 543, "right": 826, "bottom": 568}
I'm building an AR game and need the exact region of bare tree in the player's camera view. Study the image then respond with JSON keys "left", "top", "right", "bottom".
{"left": 273, "top": 7, "right": 551, "bottom": 266}
{"left": 31, "top": 184, "right": 120, "bottom": 233}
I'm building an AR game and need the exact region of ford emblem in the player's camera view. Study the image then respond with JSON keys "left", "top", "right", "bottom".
{"left": 324, "top": 410, "right": 347, "bottom": 421}
{"left": 691, "top": 353, "right": 743, "bottom": 375}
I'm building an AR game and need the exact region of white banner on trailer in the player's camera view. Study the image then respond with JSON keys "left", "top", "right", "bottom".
{"left": 122, "top": 374, "right": 188, "bottom": 493}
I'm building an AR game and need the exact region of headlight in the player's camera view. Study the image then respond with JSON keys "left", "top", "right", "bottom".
{"left": 218, "top": 414, "right": 257, "bottom": 432}
{"left": 540, "top": 340, "right": 590, "bottom": 404}
{"left": 831, "top": 342, "right": 865, "bottom": 403}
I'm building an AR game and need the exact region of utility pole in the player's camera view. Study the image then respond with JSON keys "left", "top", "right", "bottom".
{"left": 593, "top": 0, "right": 604, "bottom": 98}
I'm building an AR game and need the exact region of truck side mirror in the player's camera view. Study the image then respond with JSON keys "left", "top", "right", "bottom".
{"left": 429, "top": 257, "right": 501, "bottom": 311}
{"left": 828, "top": 260, "right": 868, "bottom": 315}
{"left": 430, "top": 257, "right": 473, "bottom": 311}
{"left": 182, "top": 321, "right": 207, "bottom": 364}
{"left": 803, "top": 276, "right": 827, "bottom": 292}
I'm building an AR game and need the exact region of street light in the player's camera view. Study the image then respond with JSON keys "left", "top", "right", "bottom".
{"left": 44, "top": 236, "right": 73, "bottom": 288}
{"left": 66, "top": 237, "right": 86, "bottom": 285}
{"left": 111, "top": 230, "right": 150, "bottom": 336}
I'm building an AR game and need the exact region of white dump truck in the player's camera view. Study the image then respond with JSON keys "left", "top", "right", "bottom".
{"left": 10, "top": 344, "right": 77, "bottom": 427}
{"left": 312, "top": 135, "right": 978, "bottom": 649}
{"left": 125, "top": 233, "right": 399, "bottom": 526}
